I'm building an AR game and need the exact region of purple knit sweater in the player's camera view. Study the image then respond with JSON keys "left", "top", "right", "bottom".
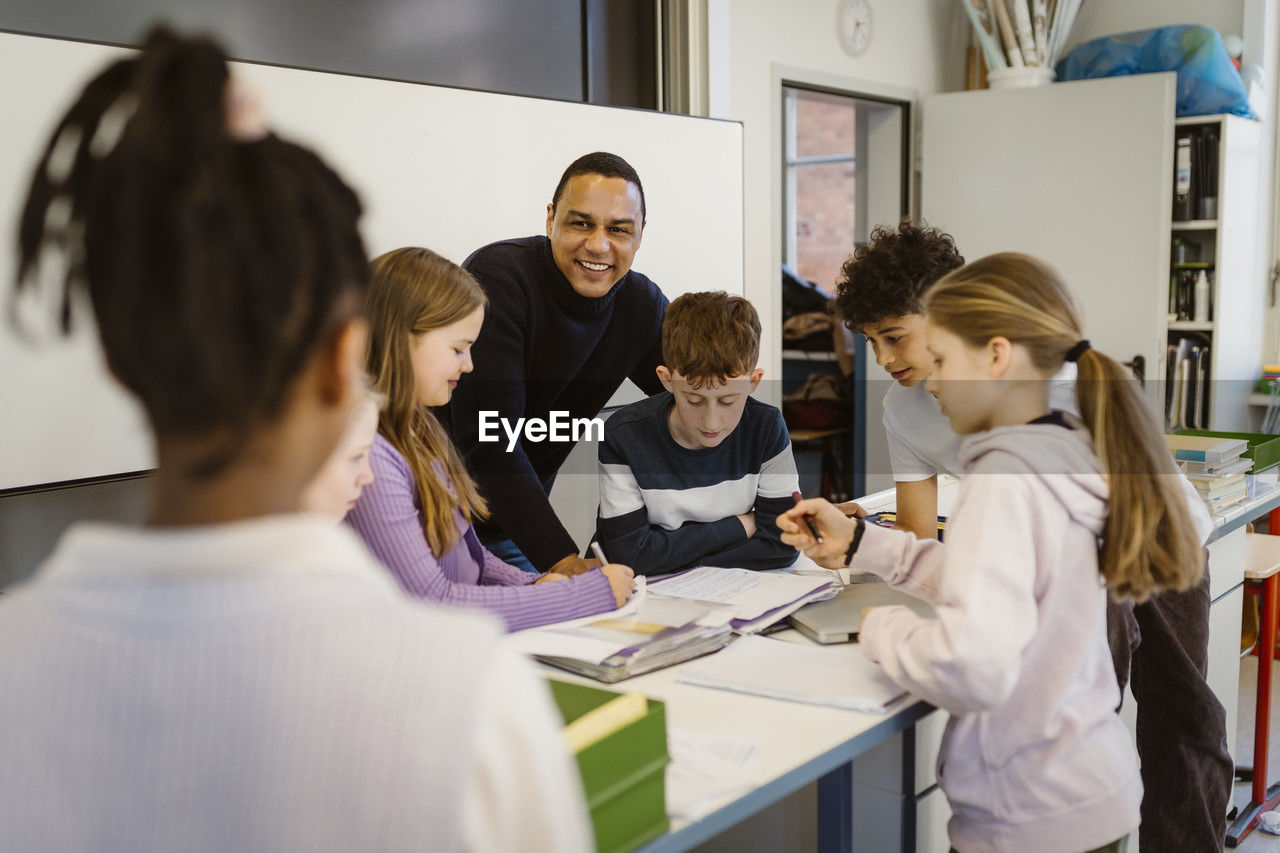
{"left": 346, "top": 435, "right": 616, "bottom": 632}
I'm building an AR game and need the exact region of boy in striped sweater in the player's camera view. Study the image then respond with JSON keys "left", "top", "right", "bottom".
{"left": 595, "top": 292, "right": 799, "bottom": 575}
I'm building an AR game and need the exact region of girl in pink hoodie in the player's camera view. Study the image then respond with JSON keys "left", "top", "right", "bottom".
{"left": 781, "top": 253, "right": 1204, "bottom": 853}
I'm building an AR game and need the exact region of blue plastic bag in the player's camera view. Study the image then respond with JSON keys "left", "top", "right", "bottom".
{"left": 1056, "top": 25, "right": 1255, "bottom": 119}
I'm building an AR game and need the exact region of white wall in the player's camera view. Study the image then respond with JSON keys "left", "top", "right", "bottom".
{"left": 708, "top": 0, "right": 968, "bottom": 395}
{"left": 1064, "top": 1, "right": 1245, "bottom": 54}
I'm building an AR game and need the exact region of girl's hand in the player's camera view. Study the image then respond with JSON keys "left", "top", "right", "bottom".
{"left": 600, "top": 563, "right": 637, "bottom": 607}
{"left": 533, "top": 572, "right": 568, "bottom": 584}
{"left": 778, "top": 497, "right": 856, "bottom": 570}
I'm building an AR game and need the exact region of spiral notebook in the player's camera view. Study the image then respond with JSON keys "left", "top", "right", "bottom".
{"left": 675, "top": 635, "right": 908, "bottom": 713}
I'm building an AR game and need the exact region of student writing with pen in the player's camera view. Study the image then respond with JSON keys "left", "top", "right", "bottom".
{"left": 832, "top": 221, "right": 1231, "bottom": 852}
{"left": 782, "top": 253, "right": 1207, "bottom": 853}
{"left": 345, "top": 247, "right": 635, "bottom": 631}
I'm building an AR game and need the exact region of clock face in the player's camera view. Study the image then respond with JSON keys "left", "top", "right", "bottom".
{"left": 836, "top": 0, "right": 873, "bottom": 57}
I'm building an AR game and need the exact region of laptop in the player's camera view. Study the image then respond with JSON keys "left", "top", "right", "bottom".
{"left": 787, "top": 580, "right": 935, "bottom": 644}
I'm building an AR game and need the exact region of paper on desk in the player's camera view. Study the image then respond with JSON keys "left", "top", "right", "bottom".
{"left": 504, "top": 577, "right": 718, "bottom": 663}
{"left": 676, "top": 635, "right": 908, "bottom": 713}
{"left": 649, "top": 566, "right": 831, "bottom": 621}
{"left": 730, "top": 586, "right": 836, "bottom": 634}
{"left": 666, "top": 728, "right": 757, "bottom": 822}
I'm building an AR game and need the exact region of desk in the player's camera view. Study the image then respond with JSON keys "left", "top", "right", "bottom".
{"left": 540, "top": 635, "right": 932, "bottom": 852}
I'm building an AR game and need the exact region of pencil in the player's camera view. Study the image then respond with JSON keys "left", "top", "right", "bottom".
{"left": 791, "top": 491, "right": 823, "bottom": 544}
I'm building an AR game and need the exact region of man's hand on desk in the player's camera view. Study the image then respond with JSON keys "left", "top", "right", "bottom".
{"left": 777, "top": 497, "right": 856, "bottom": 570}
{"left": 549, "top": 554, "right": 596, "bottom": 576}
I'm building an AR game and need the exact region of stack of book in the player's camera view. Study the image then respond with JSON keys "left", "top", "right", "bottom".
{"left": 548, "top": 680, "right": 669, "bottom": 853}
{"left": 1165, "top": 433, "right": 1249, "bottom": 512}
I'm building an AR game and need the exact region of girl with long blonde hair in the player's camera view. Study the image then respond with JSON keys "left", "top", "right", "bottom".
{"left": 346, "top": 247, "right": 634, "bottom": 631}
{"left": 781, "top": 253, "right": 1204, "bottom": 853}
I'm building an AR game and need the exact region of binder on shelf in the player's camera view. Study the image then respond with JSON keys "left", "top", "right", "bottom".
{"left": 1173, "top": 131, "right": 1193, "bottom": 221}
{"left": 547, "top": 680, "right": 670, "bottom": 853}
{"left": 1198, "top": 126, "right": 1219, "bottom": 220}
{"left": 1191, "top": 344, "right": 1209, "bottom": 428}
{"left": 1165, "top": 334, "right": 1211, "bottom": 430}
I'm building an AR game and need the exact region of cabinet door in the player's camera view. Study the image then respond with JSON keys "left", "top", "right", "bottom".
{"left": 921, "top": 74, "right": 1177, "bottom": 402}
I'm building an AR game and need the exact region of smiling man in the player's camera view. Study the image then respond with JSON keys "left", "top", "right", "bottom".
{"left": 446, "top": 152, "right": 668, "bottom": 576}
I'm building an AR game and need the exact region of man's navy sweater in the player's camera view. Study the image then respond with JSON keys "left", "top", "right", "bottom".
{"left": 445, "top": 235, "right": 667, "bottom": 571}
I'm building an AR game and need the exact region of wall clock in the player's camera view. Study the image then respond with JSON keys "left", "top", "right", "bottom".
{"left": 836, "top": 0, "right": 873, "bottom": 57}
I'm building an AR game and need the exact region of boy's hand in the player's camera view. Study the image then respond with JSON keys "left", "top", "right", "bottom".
{"left": 836, "top": 500, "right": 868, "bottom": 519}
{"left": 778, "top": 498, "right": 856, "bottom": 570}
{"left": 600, "top": 563, "right": 637, "bottom": 607}
{"left": 736, "top": 512, "right": 757, "bottom": 538}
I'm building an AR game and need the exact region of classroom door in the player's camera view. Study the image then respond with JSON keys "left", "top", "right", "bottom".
{"left": 920, "top": 73, "right": 1178, "bottom": 412}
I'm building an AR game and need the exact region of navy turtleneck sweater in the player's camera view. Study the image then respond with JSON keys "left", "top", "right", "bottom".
{"left": 444, "top": 235, "right": 668, "bottom": 570}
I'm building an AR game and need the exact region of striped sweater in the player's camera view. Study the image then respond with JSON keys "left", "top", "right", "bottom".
{"left": 346, "top": 434, "right": 616, "bottom": 632}
{"left": 596, "top": 392, "right": 799, "bottom": 575}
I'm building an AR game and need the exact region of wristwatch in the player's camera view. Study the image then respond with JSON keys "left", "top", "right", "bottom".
{"left": 844, "top": 517, "right": 866, "bottom": 566}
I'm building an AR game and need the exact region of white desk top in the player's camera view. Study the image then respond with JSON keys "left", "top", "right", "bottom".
{"left": 540, "top": 629, "right": 931, "bottom": 852}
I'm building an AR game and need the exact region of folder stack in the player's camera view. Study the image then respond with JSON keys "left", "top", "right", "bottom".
{"left": 548, "top": 680, "right": 670, "bottom": 853}
{"left": 1165, "top": 433, "right": 1249, "bottom": 512}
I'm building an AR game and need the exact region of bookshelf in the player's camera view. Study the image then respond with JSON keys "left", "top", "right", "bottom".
{"left": 1165, "top": 114, "right": 1264, "bottom": 431}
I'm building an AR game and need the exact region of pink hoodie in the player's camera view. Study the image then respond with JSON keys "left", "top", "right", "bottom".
{"left": 855, "top": 420, "right": 1142, "bottom": 853}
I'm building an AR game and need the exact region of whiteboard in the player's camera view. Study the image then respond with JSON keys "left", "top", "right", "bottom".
{"left": 0, "top": 32, "right": 744, "bottom": 491}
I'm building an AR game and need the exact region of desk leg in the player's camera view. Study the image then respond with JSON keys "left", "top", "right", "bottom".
{"left": 1226, "top": 573, "right": 1280, "bottom": 846}
{"left": 817, "top": 762, "right": 852, "bottom": 853}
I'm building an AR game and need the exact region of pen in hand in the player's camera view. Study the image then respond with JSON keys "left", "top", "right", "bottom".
{"left": 792, "top": 491, "right": 823, "bottom": 544}
{"left": 590, "top": 541, "right": 609, "bottom": 566}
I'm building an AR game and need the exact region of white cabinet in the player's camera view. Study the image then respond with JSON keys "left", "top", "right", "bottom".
{"left": 850, "top": 708, "right": 949, "bottom": 852}
{"left": 919, "top": 73, "right": 1263, "bottom": 432}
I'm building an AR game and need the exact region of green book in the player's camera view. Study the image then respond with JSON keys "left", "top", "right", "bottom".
{"left": 547, "top": 680, "right": 670, "bottom": 853}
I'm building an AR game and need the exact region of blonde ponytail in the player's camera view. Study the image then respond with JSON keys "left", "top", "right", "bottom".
{"left": 926, "top": 253, "right": 1203, "bottom": 601}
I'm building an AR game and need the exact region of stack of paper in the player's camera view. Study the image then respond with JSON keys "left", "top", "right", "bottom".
{"left": 647, "top": 566, "right": 836, "bottom": 633}
{"left": 1166, "top": 434, "right": 1250, "bottom": 511}
{"left": 675, "top": 635, "right": 908, "bottom": 714}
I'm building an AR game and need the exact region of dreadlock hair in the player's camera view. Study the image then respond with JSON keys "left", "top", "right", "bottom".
{"left": 366, "top": 247, "right": 489, "bottom": 557}
{"left": 13, "top": 27, "right": 369, "bottom": 476}
{"left": 924, "top": 253, "right": 1204, "bottom": 603}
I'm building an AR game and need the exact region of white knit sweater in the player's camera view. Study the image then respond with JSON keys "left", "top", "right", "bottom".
{"left": 0, "top": 516, "right": 591, "bottom": 852}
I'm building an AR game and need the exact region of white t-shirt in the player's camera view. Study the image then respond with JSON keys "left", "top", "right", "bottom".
{"left": 882, "top": 364, "right": 1080, "bottom": 482}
